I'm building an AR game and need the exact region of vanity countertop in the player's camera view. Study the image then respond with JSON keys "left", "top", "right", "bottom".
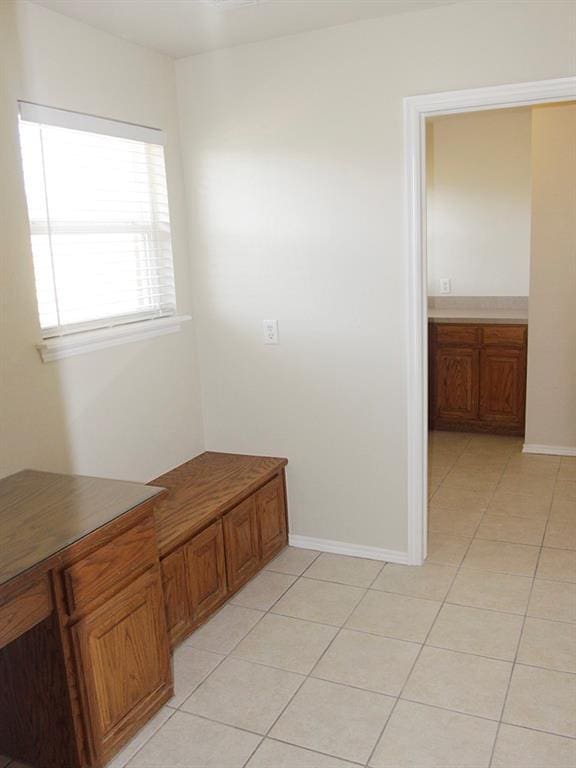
{"left": 428, "top": 308, "right": 528, "bottom": 324}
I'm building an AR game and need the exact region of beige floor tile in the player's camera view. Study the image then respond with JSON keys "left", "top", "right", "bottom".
{"left": 559, "top": 457, "right": 576, "bottom": 482}
{"left": 185, "top": 604, "right": 264, "bottom": 654}
{"left": 506, "top": 454, "right": 560, "bottom": 476}
{"left": 230, "top": 570, "right": 296, "bottom": 611}
{"left": 442, "top": 466, "right": 501, "bottom": 493}
{"left": 246, "top": 739, "right": 358, "bottom": 768}
{"left": 517, "top": 617, "right": 576, "bottom": 674}
{"left": 402, "top": 646, "right": 511, "bottom": 720}
{"left": 128, "top": 711, "right": 261, "bottom": 767}
{"left": 537, "top": 548, "right": 576, "bottom": 583}
{"left": 372, "top": 563, "right": 457, "bottom": 601}
{"left": 311, "top": 629, "right": 419, "bottom": 696}
{"left": 271, "top": 578, "right": 365, "bottom": 626}
{"left": 545, "top": 517, "right": 576, "bottom": 550}
{"left": 106, "top": 707, "right": 175, "bottom": 768}
{"left": 429, "top": 486, "right": 492, "bottom": 513}
{"left": 492, "top": 724, "right": 576, "bottom": 768}
{"left": 427, "top": 604, "right": 523, "bottom": 661}
{"left": 369, "top": 700, "right": 497, "bottom": 768}
{"left": 503, "top": 664, "right": 576, "bottom": 737}
{"left": 427, "top": 533, "right": 471, "bottom": 567}
{"left": 346, "top": 590, "right": 441, "bottom": 643}
{"left": 232, "top": 613, "right": 338, "bottom": 674}
{"left": 528, "top": 579, "right": 576, "bottom": 623}
{"left": 168, "top": 647, "right": 224, "bottom": 708}
{"left": 428, "top": 507, "right": 483, "bottom": 538}
{"left": 265, "top": 546, "right": 320, "bottom": 576}
{"left": 454, "top": 452, "right": 510, "bottom": 471}
{"left": 304, "top": 552, "right": 384, "bottom": 588}
{"left": 181, "top": 657, "right": 303, "bottom": 735}
{"left": 488, "top": 490, "right": 551, "bottom": 520}
{"left": 475, "top": 514, "right": 546, "bottom": 546}
{"left": 550, "top": 497, "right": 576, "bottom": 521}
{"left": 270, "top": 678, "right": 394, "bottom": 764}
{"left": 496, "top": 473, "right": 554, "bottom": 499}
{"left": 461, "top": 540, "right": 539, "bottom": 576}
{"left": 447, "top": 569, "right": 532, "bottom": 615}
{"left": 555, "top": 479, "right": 576, "bottom": 501}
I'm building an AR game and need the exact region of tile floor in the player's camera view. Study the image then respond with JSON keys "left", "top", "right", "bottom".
{"left": 2, "top": 433, "right": 575, "bottom": 767}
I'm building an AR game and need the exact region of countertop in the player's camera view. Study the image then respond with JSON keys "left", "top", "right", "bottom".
{"left": 428, "top": 309, "right": 528, "bottom": 324}
{"left": 0, "top": 469, "right": 164, "bottom": 587}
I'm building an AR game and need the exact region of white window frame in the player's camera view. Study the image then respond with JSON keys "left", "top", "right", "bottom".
{"left": 18, "top": 102, "right": 190, "bottom": 362}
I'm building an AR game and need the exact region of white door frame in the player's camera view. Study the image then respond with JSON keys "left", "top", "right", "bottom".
{"left": 404, "top": 76, "right": 576, "bottom": 566}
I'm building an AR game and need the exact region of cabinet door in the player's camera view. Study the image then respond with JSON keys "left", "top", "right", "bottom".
{"left": 434, "top": 347, "right": 479, "bottom": 422}
{"left": 479, "top": 348, "right": 526, "bottom": 428}
{"left": 223, "top": 497, "right": 260, "bottom": 591}
{"left": 71, "top": 568, "right": 171, "bottom": 764}
{"left": 256, "top": 476, "right": 287, "bottom": 561}
{"left": 161, "top": 548, "right": 192, "bottom": 647}
{"left": 187, "top": 520, "right": 227, "bottom": 622}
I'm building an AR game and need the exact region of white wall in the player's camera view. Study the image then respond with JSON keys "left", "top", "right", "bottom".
{"left": 177, "top": 1, "right": 576, "bottom": 555}
{"left": 525, "top": 103, "right": 576, "bottom": 452}
{"left": 0, "top": 0, "right": 204, "bottom": 481}
{"left": 427, "top": 108, "right": 532, "bottom": 297}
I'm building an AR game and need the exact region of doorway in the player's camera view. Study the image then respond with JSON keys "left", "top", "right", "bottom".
{"left": 403, "top": 77, "right": 576, "bottom": 566}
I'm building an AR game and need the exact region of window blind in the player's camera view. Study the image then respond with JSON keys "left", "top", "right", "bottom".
{"left": 18, "top": 102, "right": 177, "bottom": 338}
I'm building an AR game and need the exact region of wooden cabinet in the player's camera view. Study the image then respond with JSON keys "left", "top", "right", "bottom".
{"left": 434, "top": 348, "right": 480, "bottom": 423}
{"left": 429, "top": 322, "right": 527, "bottom": 435}
{"left": 479, "top": 347, "right": 525, "bottom": 426}
{"left": 256, "top": 476, "right": 287, "bottom": 561}
{"left": 223, "top": 497, "right": 260, "bottom": 591}
{"left": 153, "top": 453, "right": 289, "bottom": 649}
{"left": 72, "top": 568, "right": 171, "bottom": 765}
{"left": 187, "top": 521, "right": 227, "bottom": 622}
{"left": 161, "top": 547, "right": 191, "bottom": 647}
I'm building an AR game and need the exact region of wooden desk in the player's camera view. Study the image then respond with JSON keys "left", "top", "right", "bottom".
{"left": 0, "top": 470, "right": 171, "bottom": 768}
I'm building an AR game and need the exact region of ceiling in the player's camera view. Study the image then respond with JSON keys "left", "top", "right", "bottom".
{"left": 29, "top": 0, "right": 457, "bottom": 59}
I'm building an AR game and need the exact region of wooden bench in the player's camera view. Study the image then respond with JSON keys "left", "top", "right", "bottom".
{"left": 150, "top": 452, "right": 288, "bottom": 647}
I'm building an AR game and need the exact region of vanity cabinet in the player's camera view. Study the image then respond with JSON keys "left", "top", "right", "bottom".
{"left": 429, "top": 322, "right": 527, "bottom": 435}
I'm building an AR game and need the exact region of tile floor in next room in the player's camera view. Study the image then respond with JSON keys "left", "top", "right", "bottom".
{"left": 2, "top": 432, "right": 575, "bottom": 768}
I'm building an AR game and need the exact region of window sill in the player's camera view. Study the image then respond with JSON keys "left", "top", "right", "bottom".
{"left": 36, "top": 314, "right": 192, "bottom": 362}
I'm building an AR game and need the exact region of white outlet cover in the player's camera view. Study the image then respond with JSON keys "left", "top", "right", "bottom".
{"left": 263, "top": 319, "right": 278, "bottom": 344}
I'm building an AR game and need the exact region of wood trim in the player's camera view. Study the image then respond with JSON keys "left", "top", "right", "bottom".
{"left": 0, "top": 575, "right": 52, "bottom": 651}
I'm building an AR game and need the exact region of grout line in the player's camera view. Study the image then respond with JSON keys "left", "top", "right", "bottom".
{"left": 115, "top": 436, "right": 574, "bottom": 768}
{"left": 487, "top": 447, "right": 562, "bottom": 768}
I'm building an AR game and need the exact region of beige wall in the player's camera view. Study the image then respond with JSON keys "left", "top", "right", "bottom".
{"left": 0, "top": 1, "right": 205, "bottom": 481}
{"left": 176, "top": 1, "right": 576, "bottom": 554}
{"left": 525, "top": 103, "right": 576, "bottom": 451}
{"left": 427, "top": 109, "right": 532, "bottom": 297}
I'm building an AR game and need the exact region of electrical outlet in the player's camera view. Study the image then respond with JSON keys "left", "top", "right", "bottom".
{"left": 439, "top": 278, "right": 452, "bottom": 295}
{"left": 263, "top": 319, "right": 279, "bottom": 345}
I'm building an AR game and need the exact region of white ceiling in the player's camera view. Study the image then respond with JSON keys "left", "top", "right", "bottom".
{"left": 29, "top": 0, "right": 457, "bottom": 59}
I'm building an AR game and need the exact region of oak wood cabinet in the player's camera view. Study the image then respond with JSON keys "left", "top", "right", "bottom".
{"left": 0, "top": 471, "right": 172, "bottom": 768}
{"left": 152, "top": 452, "right": 289, "bottom": 648}
{"left": 71, "top": 568, "right": 170, "bottom": 764}
{"left": 429, "top": 322, "right": 527, "bottom": 435}
{"left": 223, "top": 497, "right": 260, "bottom": 591}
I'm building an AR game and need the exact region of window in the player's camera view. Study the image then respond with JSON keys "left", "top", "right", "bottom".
{"left": 18, "top": 102, "right": 178, "bottom": 345}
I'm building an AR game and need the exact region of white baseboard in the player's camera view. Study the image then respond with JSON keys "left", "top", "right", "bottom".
{"left": 523, "top": 443, "right": 576, "bottom": 457}
{"left": 288, "top": 534, "right": 409, "bottom": 565}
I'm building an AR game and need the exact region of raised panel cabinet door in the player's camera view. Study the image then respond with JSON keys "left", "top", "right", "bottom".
{"left": 71, "top": 568, "right": 171, "bottom": 764}
{"left": 223, "top": 497, "right": 260, "bottom": 592}
{"left": 479, "top": 347, "right": 526, "bottom": 427}
{"left": 434, "top": 347, "right": 480, "bottom": 422}
{"left": 256, "top": 475, "right": 287, "bottom": 561}
{"left": 161, "top": 547, "right": 192, "bottom": 647}
{"left": 186, "top": 520, "right": 227, "bottom": 622}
